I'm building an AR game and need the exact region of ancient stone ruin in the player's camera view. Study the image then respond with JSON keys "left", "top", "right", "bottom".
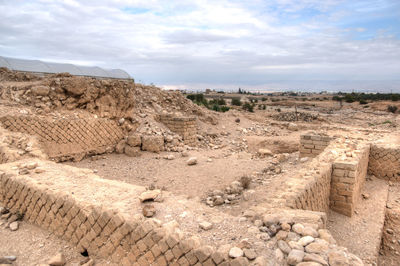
{"left": 0, "top": 67, "right": 399, "bottom": 265}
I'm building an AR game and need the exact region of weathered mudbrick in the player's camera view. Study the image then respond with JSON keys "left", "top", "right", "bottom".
{"left": 160, "top": 114, "right": 197, "bottom": 146}
{"left": 0, "top": 115, "right": 125, "bottom": 161}
{"left": 368, "top": 144, "right": 400, "bottom": 181}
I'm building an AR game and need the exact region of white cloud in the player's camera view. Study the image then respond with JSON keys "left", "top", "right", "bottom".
{"left": 0, "top": 0, "right": 399, "bottom": 91}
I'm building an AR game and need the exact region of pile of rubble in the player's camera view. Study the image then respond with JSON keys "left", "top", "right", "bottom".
{"left": 0, "top": 68, "right": 217, "bottom": 125}
{"left": 116, "top": 120, "right": 186, "bottom": 156}
{"left": 204, "top": 176, "right": 253, "bottom": 207}
{"left": 272, "top": 112, "right": 319, "bottom": 122}
{"left": 0, "top": 127, "right": 45, "bottom": 163}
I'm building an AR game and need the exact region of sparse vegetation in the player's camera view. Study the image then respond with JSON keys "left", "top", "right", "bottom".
{"left": 231, "top": 98, "right": 242, "bottom": 106}
{"left": 242, "top": 102, "right": 254, "bottom": 112}
{"left": 387, "top": 105, "right": 398, "bottom": 113}
{"left": 186, "top": 94, "right": 230, "bottom": 112}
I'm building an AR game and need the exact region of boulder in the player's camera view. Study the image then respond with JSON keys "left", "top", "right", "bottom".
{"left": 31, "top": 86, "right": 50, "bottom": 96}
{"left": 124, "top": 146, "right": 141, "bottom": 157}
{"left": 139, "top": 190, "right": 161, "bottom": 202}
{"left": 126, "top": 134, "right": 141, "bottom": 147}
{"left": 141, "top": 135, "right": 164, "bottom": 153}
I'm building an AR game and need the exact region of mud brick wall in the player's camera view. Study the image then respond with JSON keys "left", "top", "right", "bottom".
{"left": 0, "top": 116, "right": 124, "bottom": 161}
{"left": 330, "top": 145, "right": 370, "bottom": 217}
{"left": 286, "top": 162, "right": 332, "bottom": 213}
{"left": 299, "top": 134, "right": 332, "bottom": 158}
{"left": 0, "top": 160, "right": 241, "bottom": 265}
{"left": 368, "top": 144, "right": 400, "bottom": 181}
{"left": 160, "top": 115, "right": 197, "bottom": 146}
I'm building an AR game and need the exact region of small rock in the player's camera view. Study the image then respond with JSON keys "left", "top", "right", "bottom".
{"left": 243, "top": 249, "right": 257, "bottom": 260}
{"left": 142, "top": 204, "right": 156, "bottom": 217}
{"left": 229, "top": 247, "right": 244, "bottom": 258}
{"left": 9, "top": 221, "right": 18, "bottom": 231}
{"left": 292, "top": 223, "right": 305, "bottom": 235}
{"left": 199, "top": 221, "right": 213, "bottom": 231}
{"left": 281, "top": 222, "right": 291, "bottom": 231}
{"left": 277, "top": 240, "right": 291, "bottom": 254}
{"left": 287, "top": 249, "right": 305, "bottom": 265}
{"left": 254, "top": 219, "right": 263, "bottom": 227}
{"left": 302, "top": 226, "right": 318, "bottom": 238}
{"left": 387, "top": 228, "right": 394, "bottom": 235}
{"left": 298, "top": 236, "right": 314, "bottom": 246}
{"left": 139, "top": 190, "right": 161, "bottom": 202}
{"left": 303, "top": 253, "right": 328, "bottom": 265}
{"left": 305, "top": 241, "right": 329, "bottom": 254}
{"left": 48, "top": 252, "right": 66, "bottom": 266}
{"left": 300, "top": 157, "right": 309, "bottom": 163}
{"left": 362, "top": 193, "right": 370, "bottom": 199}
{"left": 187, "top": 157, "right": 197, "bottom": 165}
{"left": 0, "top": 207, "right": 8, "bottom": 215}
{"left": 3, "top": 256, "right": 16, "bottom": 261}
{"left": 81, "top": 258, "right": 95, "bottom": 266}
{"left": 288, "top": 241, "right": 304, "bottom": 251}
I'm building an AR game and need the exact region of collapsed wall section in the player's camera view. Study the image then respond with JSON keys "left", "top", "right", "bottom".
{"left": 160, "top": 115, "right": 197, "bottom": 146}
{"left": 0, "top": 115, "right": 125, "bottom": 161}
{"left": 330, "top": 145, "right": 370, "bottom": 217}
{"left": 299, "top": 133, "right": 332, "bottom": 158}
{"left": 368, "top": 144, "right": 400, "bottom": 181}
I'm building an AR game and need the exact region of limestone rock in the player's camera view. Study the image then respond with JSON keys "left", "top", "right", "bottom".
{"left": 287, "top": 249, "right": 305, "bottom": 265}
{"left": 187, "top": 157, "right": 197, "bottom": 165}
{"left": 9, "top": 221, "right": 18, "bottom": 231}
{"left": 258, "top": 149, "right": 273, "bottom": 156}
{"left": 126, "top": 134, "right": 141, "bottom": 147}
{"left": 292, "top": 223, "right": 305, "bottom": 235}
{"left": 277, "top": 240, "right": 291, "bottom": 254}
{"left": 124, "top": 146, "right": 141, "bottom": 157}
{"left": 139, "top": 189, "right": 161, "bottom": 202}
{"left": 142, "top": 204, "right": 156, "bottom": 217}
{"left": 243, "top": 249, "right": 257, "bottom": 260}
{"left": 115, "top": 140, "right": 126, "bottom": 154}
{"left": 229, "top": 247, "right": 244, "bottom": 258}
{"left": 199, "top": 221, "right": 213, "bottom": 231}
{"left": 298, "top": 236, "right": 315, "bottom": 246}
{"left": 48, "top": 252, "right": 66, "bottom": 266}
{"left": 303, "top": 226, "right": 319, "bottom": 238}
{"left": 31, "top": 86, "right": 50, "bottom": 96}
{"left": 305, "top": 241, "right": 329, "bottom": 254}
{"left": 304, "top": 253, "right": 328, "bottom": 265}
{"left": 141, "top": 135, "right": 164, "bottom": 153}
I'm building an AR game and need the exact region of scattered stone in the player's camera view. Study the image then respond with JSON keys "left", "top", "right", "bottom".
{"left": 277, "top": 240, "right": 291, "bottom": 254}
{"left": 142, "top": 204, "right": 156, "bottom": 217}
{"left": 287, "top": 249, "right": 305, "bottom": 265}
{"left": 243, "top": 249, "right": 257, "bottom": 260}
{"left": 199, "top": 221, "right": 213, "bottom": 231}
{"left": 281, "top": 222, "right": 291, "bottom": 231}
{"left": 139, "top": 189, "right": 161, "bottom": 202}
{"left": 303, "top": 253, "right": 328, "bottom": 265}
{"left": 124, "top": 146, "right": 141, "bottom": 157}
{"left": 235, "top": 118, "right": 240, "bottom": 123}
{"left": 48, "top": 252, "right": 66, "bottom": 266}
{"left": 292, "top": 223, "right": 305, "bottom": 235}
{"left": 305, "top": 241, "right": 329, "bottom": 254}
{"left": 0, "top": 207, "right": 8, "bottom": 215}
{"left": 362, "top": 193, "right": 370, "bottom": 199}
{"left": 288, "top": 241, "right": 304, "bottom": 251}
{"left": 300, "top": 157, "right": 309, "bottom": 163}
{"left": 81, "top": 258, "right": 95, "bottom": 266}
{"left": 2, "top": 256, "right": 16, "bottom": 261}
{"left": 187, "top": 157, "right": 197, "bottom": 165}
{"left": 9, "top": 221, "right": 18, "bottom": 231}
{"left": 229, "top": 247, "right": 244, "bottom": 258}
{"left": 298, "top": 236, "right": 315, "bottom": 246}
{"left": 302, "top": 226, "right": 319, "bottom": 238}
{"left": 386, "top": 228, "right": 394, "bottom": 235}
{"left": 258, "top": 149, "right": 273, "bottom": 156}
{"left": 318, "top": 229, "right": 336, "bottom": 244}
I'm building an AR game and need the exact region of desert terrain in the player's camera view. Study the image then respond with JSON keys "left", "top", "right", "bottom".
{"left": 0, "top": 68, "right": 399, "bottom": 266}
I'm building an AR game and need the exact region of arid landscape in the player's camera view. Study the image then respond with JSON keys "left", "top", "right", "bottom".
{"left": 0, "top": 68, "right": 398, "bottom": 266}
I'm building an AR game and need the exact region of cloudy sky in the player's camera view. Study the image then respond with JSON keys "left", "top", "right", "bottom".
{"left": 1, "top": 0, "right": 400, "bottom": 92}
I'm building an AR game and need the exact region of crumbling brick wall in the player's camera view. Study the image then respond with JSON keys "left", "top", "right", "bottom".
{"left": 160, "top": 115, "right": 197, "bottom": 146}
{"left": 299, "top": 134, "right": 332, "bottom": 158}
{"left": 330, "top": 145, "right": 370, "bottom": 217}
{"left": 0, "top": 116, "right": 124, "bottom": 161}
{"left": 0, "top": 161, "right": 244, "bottom": 265}
{"left": 286, "top": 163, "right": 332, "bottom": 213}
{"left": 368, "top": 144, "right": 400, "bottom": 181}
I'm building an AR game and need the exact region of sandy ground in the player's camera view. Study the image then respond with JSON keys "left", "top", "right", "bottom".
{"left": 0, "top": 219, "right": 85, "bottom": 266}
{"left": 327, "top": 177, "right": 389, "bottom": 265}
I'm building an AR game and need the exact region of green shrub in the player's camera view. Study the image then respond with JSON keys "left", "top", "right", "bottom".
{"left": 359, "top": 100, "right": 368, "bottom": 105}
{"left": 231, "top": 98, "right": 242, "bottom": 106}
{"left": 242, "top": 102, "right": 254, "bottom": 112}
{"left": 387, "top": 105, "right": 398, "bottom": 113}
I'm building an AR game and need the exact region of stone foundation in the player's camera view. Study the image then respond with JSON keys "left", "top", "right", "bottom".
{"left": 0, "top": 115, "right": 125, "bottom": 161}
{"left": 329, "top": 145, "right": 370, "bottom": 217}
{"left": 368, "top": 144, "right": 400, "bottom": 181}
{"left": 160, "top": 115, "right": 197, "bottom": 146}
{"left": 299, "top": 133, "right": 332, "bottom": 158}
